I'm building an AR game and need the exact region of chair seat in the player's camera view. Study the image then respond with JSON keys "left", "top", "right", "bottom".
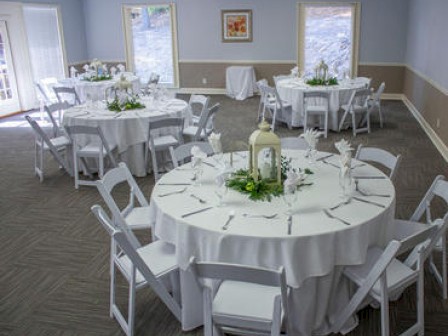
{"left": 183, "top": 126, "right": 210, "bottom": 138}
{"left": 153, "top": 135, "right": 179, "bottom": 149}
{"left": 266, "top": 101, "right": 291, "bottom": 109}
{"left": 344, "top": 246, "right": 417, "bottom": 298}
{"left": 117, "top": 240, "right": 177, "bottom": 285}
{"left": 41, "top": 135, "right": 70, "bottom": 149}
{"left": 212, "top": 280, "right": 281, "bottom": 329}
{"left": 124, "top": 206, "right": 152, "bottom": 229}
{"left": 77, "top": 144, "right": 109, "bottom": 156}
{"left": 306, "top": 106, "right": 328, "bottom": 114}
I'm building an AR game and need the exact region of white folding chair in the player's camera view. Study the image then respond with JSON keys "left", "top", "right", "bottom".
{"left": 368, "top": 82, "right": 386, "bottom": 128}
{"left": 338, "top": 88, "right": 371, "bottom": 136}
{"left": 96, "top": 162, "right": 152, "bottom": 236}
{"left": 258, "top": 83, "right": 292, "bottom": 131}
{"left": 35, "top": 78, "right": 59, "bottom": 120}
{"left": 169, "top": 142, "right": 214, "bottom": 168}
{"left": 188, "top": 94, "right": 210, "bottom": 125}
{"left": 393, "top": 175, "right": 448, "bottom": 299}
{"left": 356, "top": 76, "right": 372, "bottom": 89}
{"left": 188, "top": 257, "right": 290, "bottom": 336}
{"left": 91, "top": 205, "right": 180, "bottom": 336}
{"left": 145, "top": 117, "right": 184, "bottom": 181}
{"left": 332, "top": 220, "right": 447, "bottom": 336}
{"left": 183, "top": 103, "right": 220, "bottom": 141}
{"left": 355, "top": 145, "right": 402, "bottom": 181}
{"left": 44, "top": 102, "right": 71, "bottom": 137}
{"left": 53, "top": 86, "right": 81, "bottom": 107}
{"left": 280, "top": 137, "right": 309, "bottom": 150}
{"left": 25, "top": 115, "right": 72, "bottom": 182}
{"left": 141, "top": 72, "right": 161, "bottom": 96}
{"left": 303, "top": 91, "right": 330, "bottom": 138}
{"left": 65, "top": 125, "right": 117, "bottom": 189}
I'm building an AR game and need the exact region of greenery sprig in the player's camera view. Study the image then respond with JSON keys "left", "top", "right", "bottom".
{"left": 83, "top": 74, "right": 112, "bottom": 82}
{"left": 306, "top": 77, "right": 338, "bottom": 86}
{"left": 107, "top": 96, "right": 145, "bottom": 112}
{"left": 226, "top": 156, "right": 314, "bottom": 202}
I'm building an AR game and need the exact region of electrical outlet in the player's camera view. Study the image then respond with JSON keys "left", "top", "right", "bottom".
{"left": 202, "top": 78, "right": 207, "bottom": 85}
{"left": 437, "top": 118, "right": 441, "bottom": 128}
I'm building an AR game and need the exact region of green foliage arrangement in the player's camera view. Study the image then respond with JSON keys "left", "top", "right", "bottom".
{"left": 306, "top": 77, "right": 339, "bottom": 86}
{"left": 226, "top": 157, "right": 314, "bottom": 202}
{"left": 107, "top": 96, "right": 145, "bottom": 112}
{"left": 83, "top": 74, "right": 112, "bottom": 82}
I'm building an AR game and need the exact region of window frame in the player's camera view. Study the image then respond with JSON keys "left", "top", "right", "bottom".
{"left": 297, "top": 2, "right": 360, "bottom": 77}
{"left": 122, "top": 3, "right": 179, "bottom": 88}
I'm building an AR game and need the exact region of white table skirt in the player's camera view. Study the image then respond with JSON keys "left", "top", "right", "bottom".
{"left": 149, "top": 150, "right": 396, "bottom": 335}
{"left": 58, "top": 75, "right": 141, "bottom": 103}
{"left": 226, "top": 66, "right": 257, "bottom": 101}
{"left": 62, "top": 98, "right": 191, "bottom": 177}
{"left": 276, "top": 78, "right": 369, "bottom": 130}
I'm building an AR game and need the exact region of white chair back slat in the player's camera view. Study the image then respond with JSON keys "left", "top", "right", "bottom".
{"left": 169, "top": 142, "right": 214, "bottom": 168}
{"left": 53, "top": 86, "right": 81, "bottom": 106}
{"left": 410, "top": 175, "right": 446, "bottom": 222}
{"left": 195, "top": 103, "right": 220, "bottom": 140}
{"left": 91, "top": 204, "right": 117, "bottom": 236}
{"left": 355, "top": 145, "right": 401, "bottom": 181}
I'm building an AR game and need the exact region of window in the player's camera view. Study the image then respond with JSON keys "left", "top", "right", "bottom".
{"left": 298, "top": 3, "right": 360, "bottom": 78}
{"left": 123, "top": 4, "right": 179, "bottom": 87}
{"left": 23, "top": 5, "right": 67, "bottom": 82}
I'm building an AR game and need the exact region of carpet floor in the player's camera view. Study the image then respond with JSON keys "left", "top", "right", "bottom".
{"left": 1, "top": 95, "right": 448, "bottom": 335}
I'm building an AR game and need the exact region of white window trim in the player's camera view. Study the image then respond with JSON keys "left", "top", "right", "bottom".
{"left": 122, "top": 3, "right": 179, "bottom": 88}
{"left": 297, "top": 2, "right": 361, "bottom": 77}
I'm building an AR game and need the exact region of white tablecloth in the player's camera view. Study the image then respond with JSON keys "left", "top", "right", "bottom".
{"left": 62, "top": 98, "right": 191, "bottom": 177}
{"left": 149, "top": 150, "right": 396, "bottom": 335}
{"left": 276, "top": 77, "right": 369, "bottom": 130}
{"left": 226, "top": 66, "right": 257, "bottom": 100}
{"left": 58, "top": 75, "right": 141, "bottom": 103}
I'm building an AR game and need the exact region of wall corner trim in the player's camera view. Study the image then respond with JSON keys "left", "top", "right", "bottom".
{"left": 402, "top": 95, "right": 448, "bottom": 162}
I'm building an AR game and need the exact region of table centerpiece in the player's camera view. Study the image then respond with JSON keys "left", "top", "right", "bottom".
{"left": 306, "top": 60, "right": 338, "bottom": 86}
{"left": 106, "top": 75, "right": 145, "bottom": 112}
{"left": 82, "top": 58, "right": 112, "bottom": 82}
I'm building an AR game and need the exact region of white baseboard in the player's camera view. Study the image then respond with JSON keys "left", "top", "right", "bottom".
{"left": 402, "top": 95, "right": 448, "bottom": 162}
{"left": 177, "top": 88, "right": 227, "bottom": 95}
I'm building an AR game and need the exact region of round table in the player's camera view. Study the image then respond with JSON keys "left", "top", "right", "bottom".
{"left": 58, "top": 75, "right": 141, "bottom": 103}
{"left": 276, "top": 77, "right": 369, "bottom": 130}
{"left": 149, "top": 150, "right": 396, "bottom": 335}
{"left": 62, "top": 98, "right": 191, "bottom": 177}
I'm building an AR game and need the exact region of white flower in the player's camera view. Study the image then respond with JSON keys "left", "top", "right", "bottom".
{"left": 90, "top": 58, "right": 102, "bottom": 69}
{"left": 208, "top": 132, "right": 222, "bottom": 154}
{"left": 283, "top": 171, "right": 303, "bottom": 193}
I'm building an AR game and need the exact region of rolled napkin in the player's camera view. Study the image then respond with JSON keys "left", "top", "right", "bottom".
{"left": 300, "top": 128, "right": 322, "bottom": 149}
{"left": 83, "top": 64, "right": 90, "bottom": 72}
{"left": 191, "top": 146, "right": 207, "bottom": 168}
{"left": 208, "top": 132, "right": 222, "bottom": 154}
{"left": 110, "top": 66, "right": 117, "bottom": 76}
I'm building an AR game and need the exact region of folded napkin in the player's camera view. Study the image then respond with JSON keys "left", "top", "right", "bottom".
{"left": 191, "top": 146, "right": 207, "bottom": 168}
{"left": 283, "top": 171, "right": 303, "bottom": 193}
{"left": 300, "top": 129, "right": 322, "bottom": 149}
{"left": 335, "top": 139, "right": 354, "bottom": 168}
{"left": 208, "top": 132, "right": 222, "bottom": 154}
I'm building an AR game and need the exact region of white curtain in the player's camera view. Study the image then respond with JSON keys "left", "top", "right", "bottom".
{"left": 23, "top": 6, "right": 65, "bottom": 83}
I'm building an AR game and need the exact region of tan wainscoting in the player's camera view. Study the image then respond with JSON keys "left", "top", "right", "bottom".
{"left": 179, "top": 62, "right": 295, "bottom": 89}
{"left": 404, "top": 66, "right": 448, "bottom": 153}
{"left": 358, "top": 64, "right": 404, "bottom": 94}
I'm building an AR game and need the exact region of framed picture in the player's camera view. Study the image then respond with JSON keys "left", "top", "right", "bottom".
{"left": 221, "top": 10, "right": 252, "bottom": 43}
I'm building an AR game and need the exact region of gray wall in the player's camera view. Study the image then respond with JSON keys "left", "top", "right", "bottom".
{"left": 0, "top": 0, "right": 88, "bottom": 63}
{"left": 82, "top": 0, "right": 409, "bottom": 64}
{"left": 406, "top": 0, "right": 448, "bottom": 89}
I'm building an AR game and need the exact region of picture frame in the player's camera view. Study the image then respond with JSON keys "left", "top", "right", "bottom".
{"left": 221, "top": 10, "right": 252, "bottom": 43}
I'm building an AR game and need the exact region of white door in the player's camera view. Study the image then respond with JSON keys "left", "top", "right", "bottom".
{"left": 0, "top": 20, "right": 20, "bottom": 116}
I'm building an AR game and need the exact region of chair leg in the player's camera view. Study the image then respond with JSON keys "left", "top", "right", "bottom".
{"left": 324, "top": 111, "right": 328, "bottom": 138}
{"left": 417, "top": 267, "right": 425, "bottom": 335}
{"left": 443, "top": 238, "right": 447, "bottom": 299}
{"left": 99, "top": 154, "right": 104, "bottom": 179}
{"left": 304, "top": 111, "right": 308, "bottom": 131}
{"left": 378, "top": 105, "right": 384, "bottom": 128}
{"left": 379, "top": 276, "right": 389, "bottom": 336}
{"left": 110, "top": 248, "right": 116, "bottom": 318}
{"left": 73, "top": 152, "right": 79, "bottom": 189}
{"left": 128, "top": 268, "right": 137, "bottom": 336}
{"left": 151, "top": 148, "right": 160, "bottom": 181}
{"left": 352, "top": 112, "right": 357, "bottom": 136}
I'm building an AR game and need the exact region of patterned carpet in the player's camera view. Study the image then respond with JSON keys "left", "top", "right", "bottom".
{"left": 1, "top": 95, "right": 448, "bottom": 335}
